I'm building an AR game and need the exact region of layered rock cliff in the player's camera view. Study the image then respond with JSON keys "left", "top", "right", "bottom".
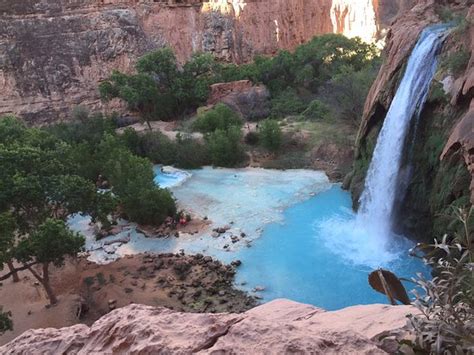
{"left": 0, "top": 299, "right": 416, "bottom": 354}
{"left": 0, "top": 0, "right": 415, "bottom": 123}
{"left": 350, "top": 0, "right": 473, "bottom": 240}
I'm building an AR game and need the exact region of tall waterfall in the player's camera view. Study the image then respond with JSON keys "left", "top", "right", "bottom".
{"left": 357, "top": 25, "right": 449, "bottom": 240}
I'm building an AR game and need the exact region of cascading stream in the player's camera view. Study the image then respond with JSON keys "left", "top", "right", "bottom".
{"left": 357, "top": 24, "right": 449, "bottom": 241}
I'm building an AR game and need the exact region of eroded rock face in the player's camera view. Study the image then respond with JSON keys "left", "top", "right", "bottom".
{"left": 0, "top": 0, "right": 414, "bottom": 123}
{"left": 441, "top": 5, "right": 474, "bottom": 203}
{"left": 0, "top": 299, "right": 416, "bottom": 354}
{"left": 207, "top": 80, "right": 270, "bottom": 120}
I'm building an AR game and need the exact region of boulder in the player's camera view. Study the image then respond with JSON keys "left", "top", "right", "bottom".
{"left": 0, "top": 300, "right": 417, "bottom": 354}
{"left": 207, "top": 80, "right": 271, "bottom": 121}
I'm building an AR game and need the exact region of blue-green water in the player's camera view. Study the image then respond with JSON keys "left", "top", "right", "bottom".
{"left": 152, "top": 167, "right": 427, "bottom": 310}
{"left": 231, "top": 186, "right": 425, "bottom": 310}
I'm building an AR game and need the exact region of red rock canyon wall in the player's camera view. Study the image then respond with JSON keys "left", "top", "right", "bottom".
{"left": 0, "top": 0, "right": 415, "bottom": 123}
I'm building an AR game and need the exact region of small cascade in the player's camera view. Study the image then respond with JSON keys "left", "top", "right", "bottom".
{"left": 357, "top": 24, "right": 449, "bottom": 241}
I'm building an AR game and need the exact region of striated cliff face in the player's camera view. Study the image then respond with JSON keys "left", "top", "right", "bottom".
{"left": 351, "top": 0, "right": 473, "bottom": 240}
{"left": 0, "top": 299, "right": 416, "bottom": 354}
{"left": 0, "top": 0, "right": 414, "bottom": 123}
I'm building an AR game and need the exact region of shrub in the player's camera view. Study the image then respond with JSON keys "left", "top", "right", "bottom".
{"left": 259, "top": 119, "right": 282, "bottom": 152}
{"left": 139, "top": 131, "right": 177, "bottom": 165}
{"left": 301, "top": 99, "right": 331, "bottom": 121}
{"left": 173, "top": 261, "right": 192, "bottom": 280}
{"left": 244, "top": 131, "right": 259, "bottom": 145}
{"left": 0, "top": 308, "right": 12, "bottom": 335}
{"left": 427, "top": 81, "right": 449, "bottom": 104}
{"left": 206, "top": 127, "right": 244, "bottom": 167}
{"left": 444, "top": 48, "right": 470, "bottom": 76}
{"left": 174, "top": 133, "right": 210, "bottom": 169}
{"left": 270, "top": 88, "right": 306, "bottom": 118}
{"left": 123, "top": 187, "right": 177, "bottom": 225}
{"left": 192, "top": 104, "right": 242, "bottom": 133}
{"left": 71, "top": 105, "right": 90, "bottom": 122}
{"left": 322, "top": 64, "right": 379, "bottom": 125}
{"left": 408, "top": 207, "right": 474, "bottom": 354}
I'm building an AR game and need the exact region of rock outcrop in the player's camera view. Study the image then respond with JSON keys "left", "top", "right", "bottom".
{"left": 207, "top": 80, "right": 270, "bottom": 120}
{"left": 0, "top": 299, "right": 416, "bottom": 354}
{"left": 0, "top": 0, "right": 416, "bottom": 123}
{"left": 441, "top": 5, "right": 474, "bottom": 203}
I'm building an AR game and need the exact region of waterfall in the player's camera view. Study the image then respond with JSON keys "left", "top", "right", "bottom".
{"left": 357, "top": 24, "right": 449, "bottom": 240}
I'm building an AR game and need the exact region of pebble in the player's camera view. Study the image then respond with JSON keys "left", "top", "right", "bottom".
{"left": 231, "top": 260, "right": 242, "bottom": 267}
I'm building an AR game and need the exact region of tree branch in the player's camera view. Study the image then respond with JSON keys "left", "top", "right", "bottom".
{"left": 0, "top": 262, "right": 38, "bottom": 281}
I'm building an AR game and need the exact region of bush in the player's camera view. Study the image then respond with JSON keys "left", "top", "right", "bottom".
{"left": 270, "top": 88, "right": 306, "bottom": 118}
{"left": 192, "top": 104, "right": 242, "bottom": 133}
{"left": 206, "top": 127, "right": 245, "bottom": 167}
{"left": 123, "top": 187, "right": 176, "bottom": 225}
{"left": 0, "top": 308, "right": 12, "bottom": 335}
{"left": 174, "top": 133, "right": 210, "bottom": 169}
{"left": 322, "top": 64, "right": 378, "bottom": 125}
{"left": 71, "top": 105, "right": 90, "bottom": 122}
{"left": 408, "top": 208, "right": 474, "bottom": 354}
{"left": 120, "top": 129, "right": 209, "bottom": 168}
{"left": 259, "top": 119, "right": 282, "bottom": 152}
{"left": 444, "top": 48, "right": 470, "bottom": 76}
{"left": 244, "top": 131, "right": 259, "bottom": 145}
{"left": 47, "top": 115, "right": 115, "bottom": 146}
{"left": 301, "top": 100, "right": 331, "bottom": 121}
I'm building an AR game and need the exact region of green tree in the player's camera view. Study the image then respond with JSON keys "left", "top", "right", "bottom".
{"left": 100, "top": 72, "right": 163, "bottom": 129}
{"left": 98, "top": 134, "right": 176, "bottom": 224}
{"left": 135, "top": 48, "right": 178, "bottom": 87}
{"left": 100, "top": 48, "right": 220, "bottom": 124}
{"left": 301, "top": 99, "right": 331, "bottom": 121}
{"left": 177, "top": 52, "right": 220, "bottom": 109}
{"left": 206, "top": 127, "right": 244, "bottom": 167}
{"left": 193, "top": 104, "right": 242, "bottom": 133}
{"left": 270, "top": 88, "right": 306, "bottom": 118}
{"left": 0, "top": 116, "right": 115, "bottom": 304}
{"left": 0, "top": 212, "right": 19, "bottom": 282}
{"left": 259, "top": 119, "right": 282, "bottom": 152}
{"left": 123, "top": 188, "right": 176, "bottom": 225}
{"left": 16, "top": 219, "right": 85, "bottom": 305}
{"left": 323, "top": 64, "right": 378, "bottom": 125}
{"left": 174, "top": 133, "right": 210, "bottom": 169}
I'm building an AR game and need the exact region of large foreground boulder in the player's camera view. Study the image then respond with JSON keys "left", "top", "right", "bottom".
{"left": 1, "top": 299, "right": 415, "bottom": 354}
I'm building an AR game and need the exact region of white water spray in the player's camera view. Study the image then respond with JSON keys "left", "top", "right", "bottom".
{"left": 357, "top": 25, "right": 449, "bottom": 240}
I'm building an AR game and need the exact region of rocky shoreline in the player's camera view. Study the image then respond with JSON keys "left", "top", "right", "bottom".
{"left": 78, "top": 253, "right": 257, "bottom": 321}
{"left": 0, "top": 252, "right": 257, "bottom": 345}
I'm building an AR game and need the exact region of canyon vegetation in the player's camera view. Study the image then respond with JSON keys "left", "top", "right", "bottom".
{"left": 0, "top": 0, "right": 473, "bottom": 354}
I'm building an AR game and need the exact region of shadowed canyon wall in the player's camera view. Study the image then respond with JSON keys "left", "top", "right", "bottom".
{"left": 0, "top": 0, "right": 414, "bottom": 123}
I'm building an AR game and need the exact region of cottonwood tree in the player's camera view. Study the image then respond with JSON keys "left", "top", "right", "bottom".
{"left": 0, "top": 117, "right": 110, "bottom": 305}
{"left": 15, "top": 219, "right": 84, "bottom": 305}
{"left": 0, "top": 212, "right": 19, "bottom": 282}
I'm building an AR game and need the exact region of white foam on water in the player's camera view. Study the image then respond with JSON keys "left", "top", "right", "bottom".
{"left": 69, "top": 167, "right": 332, "bottom": 264}
{"left": 316, "top": 214, "right": 405, "bottom": 269}
{"left": 153, "top": 166, "right": 192, "bottom": 188}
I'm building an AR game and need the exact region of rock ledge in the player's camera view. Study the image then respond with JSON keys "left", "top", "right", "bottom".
{"left": 1, "top": 299, "right": 415, "bottom": 354}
